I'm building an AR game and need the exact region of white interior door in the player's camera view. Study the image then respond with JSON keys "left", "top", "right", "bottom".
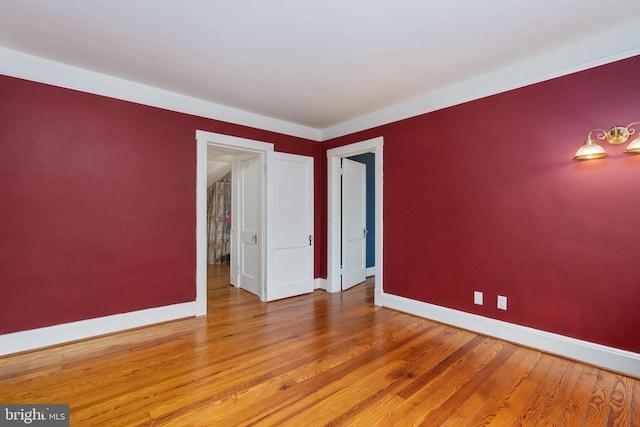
{"left": 341, "top": 158, "right": 367, "bottom": 290}
{"left": 238, "top": 155, "right": 261, "bottom": 296}
{"left": 266, "top": 152, "right": 314, "bottom": 301}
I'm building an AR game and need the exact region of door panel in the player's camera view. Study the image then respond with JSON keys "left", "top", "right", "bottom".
{"left": 266, "top": 152, "right": 314, "bottom": 301}
{"left": 238, "top": 155, "right": 261, "bottom": 296}
{"left": 341, "top": 158, "right": 367, "bottom": 290}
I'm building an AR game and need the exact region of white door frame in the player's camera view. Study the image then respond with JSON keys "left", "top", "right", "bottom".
{"left": 196, "top": 130, "right": 274, "bottom": 315}
{"left": 327, "top": 137, "right": 383, "bottom": 305}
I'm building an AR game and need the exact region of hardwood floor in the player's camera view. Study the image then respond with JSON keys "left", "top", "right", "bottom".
{"left": 1, "top": 264, "right": 638, "bottom": 426}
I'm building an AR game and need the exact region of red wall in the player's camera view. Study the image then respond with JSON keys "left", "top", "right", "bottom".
{"left": 0, "top": 75, "right": 322, "bottom": 334}
{"left": 3, "top": 56, "right": 640, "bottom": 354}
{"left": 323, "top": 55, "right": 640, "bottom": 353}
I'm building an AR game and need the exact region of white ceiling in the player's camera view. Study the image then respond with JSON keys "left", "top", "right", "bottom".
{"left": 1, "top": 1, "right": 640, "bottom": 137}
{"left": 207, "top": 146, "right": 247, "bottom": 187}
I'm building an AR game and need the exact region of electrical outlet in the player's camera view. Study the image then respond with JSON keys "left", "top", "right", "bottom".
{"left": 474, "top": 291, "right": 483, "bottom": 305}
{"left": 497, "top": 295, "right": 507, "bottom": 310}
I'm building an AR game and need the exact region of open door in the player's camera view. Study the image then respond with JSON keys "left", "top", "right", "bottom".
{"left": 341, "top": 158, "right": 367, "bottom": 290}
{"left": 266, "top": 152, "right": 314, "bottom": 301}
{"left": 236, "top": 155, "right": 261, "bottom": 296}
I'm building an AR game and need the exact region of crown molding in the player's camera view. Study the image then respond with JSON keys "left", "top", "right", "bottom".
{"left": 3, "top": 17, "right": 640, "bottom": 145}
{"left": 0, "top": 47, "right": 321, "bottom": 142}
{"left": 321, "top": 21, "right": 640, "bottom": 141}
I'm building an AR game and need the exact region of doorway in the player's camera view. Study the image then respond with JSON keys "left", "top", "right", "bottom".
{"left": 196, "top": 130, "right": 315, "bottom": 314}
{"left": 205, "top": 148, "right": 262, "bottom": 297}
{"left": 196, "top": 131, "right": 273, "bottom": 315}
{"left": 327, "top": 137, "right": 384, "bottom": 305}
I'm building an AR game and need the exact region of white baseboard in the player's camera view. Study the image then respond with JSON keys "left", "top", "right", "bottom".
{"left": 382, "top": 293, "right": 640, "bottom": 378}
{"left": 366, "top": 267, "right": 375, "bottom": 277}
{"left": 0, "top": 302, "right": 196, "bottom": 356}
{"left": 314, "top": 278, "right": 327, "bottom": 290}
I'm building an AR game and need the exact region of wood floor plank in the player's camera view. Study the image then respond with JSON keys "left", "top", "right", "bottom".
{"left": 487, "top": 352, "right": 557, "bottom": 426}
{"left": 557, "top": 365, "right": 600, "bottom": 427}
{"left": 243, "top": 319, "right": 440, "bottom": 426}
{"left": 373, "top": 337, "right": 508, "bottom": 426}
{"left": 0, "top": 265, "right": 638, "bottom": 426}
{"left": 440, "top": 347, "right": 543, "bottom": 426}
{"left": 535, "top": 356, "right": 585, "bottom": 426}
{"left": 583, "top": 370, "right": 619, "bottom": 426}
{"left": 631, "top": 379, "right": 640, "bottom": 427}
{"left": 511, "top": 357, "right": 571, "bottom": 426}
{"left": 414, "top": 343, "right": 519, "bottom": 426}
{"left": 259, "top": 359, "right": 409, "bottom": 426}
{"left": 606, "top": 375, "right": 633, "bottom": 426}
{"left": 326, "top": 327, "right": 477, "bottom": 426}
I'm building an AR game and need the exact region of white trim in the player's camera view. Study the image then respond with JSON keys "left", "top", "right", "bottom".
{"left": 195, "top": 134, "right": 208, "bottom": 316}
{"left": 314, "top": 278, "right": 327, "bottom": 290}
{"left": 197, "top": 130, "right": 276, "bottom": 153}
{"left": 3, "top": 21, "right": 640, "bottom": 144}
{"left": 366, "top": 266, "right": 375, "bottom": 277}
{"left": 382, "top": 293, "right": 640, "bottom": 378}
{"left": 321, "top": 22, "right": 640, "bottom": 140}
{"left": 0, "top": 47, "right": 320, "bottom": 141}
{"left": 0, "top": 302, "right": 195, "bottom": 356}
{"left": 0, "top": 22, "right": 640, "bottom": 145}
{"left": 327, "top": 137, "right": 383, "bottom": 306}
{"left": 196, "top": 131, "right": 274, "bottom": 312}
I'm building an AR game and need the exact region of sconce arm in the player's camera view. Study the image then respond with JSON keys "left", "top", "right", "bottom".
{"left": 588, "top": 129, "right": 608, "bottom": 141}
{"left": 626, "top": 122, "right": 640, "bottom": 135}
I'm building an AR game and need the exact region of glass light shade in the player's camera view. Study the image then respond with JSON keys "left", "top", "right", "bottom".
{"left": 573, "top": 138, "right": 608, "bottom": 160}
{"left": 624, "top": 136, "right": 640, "bottom": 154}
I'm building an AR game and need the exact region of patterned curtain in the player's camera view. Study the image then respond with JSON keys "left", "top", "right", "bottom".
{"left": 207, "top": 174, "right": 232, "bottom": 264}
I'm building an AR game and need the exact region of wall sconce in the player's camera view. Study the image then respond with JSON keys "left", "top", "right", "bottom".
{"left": 573, "top": 122, "right": 640, "bottom": 160}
